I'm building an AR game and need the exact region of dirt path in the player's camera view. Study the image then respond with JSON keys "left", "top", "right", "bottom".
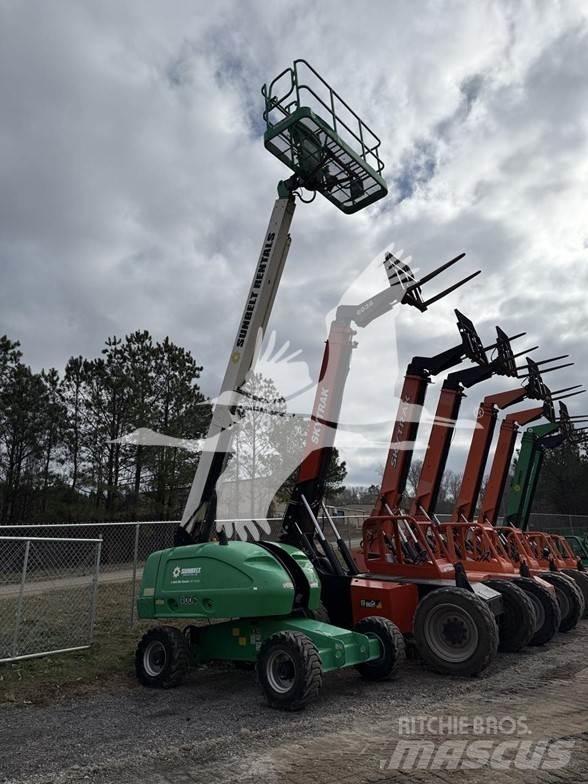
{"left": 0, "top": 567, "right": 142, "bottom": 598}
{"left": 1, "top": 625, "right": 587, "bottom": 784}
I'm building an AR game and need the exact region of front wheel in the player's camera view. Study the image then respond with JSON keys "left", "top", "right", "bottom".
{"left": 540, "top": 572, "right": 583, "bottom": 632}
{"left": 413, "top": 587, "right": 498, "bottom": 676}
{"left": 354, "top": 616, "right": 405, "bottom": 681}
{"left": 482, "top": 579, "right": 535, "bottom": 652}
{"left": 135, "top": 626, "right": 190, "bottom": 688}
{"left": 512, "top": 576, "right": 560, "bottom": 645}
{"left": 257, "top": 631, "right": 322, "bottom": 711}
{"left": 561, "top": 569, "right": 588, "bottom": 618}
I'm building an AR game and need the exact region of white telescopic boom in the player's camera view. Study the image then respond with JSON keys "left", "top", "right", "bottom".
{"left": 181, "top": 194, "right": 296, "bottom": 539}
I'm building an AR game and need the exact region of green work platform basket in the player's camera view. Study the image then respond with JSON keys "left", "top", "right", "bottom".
{"left": 262, "top": 60, "right": 387, "bottom": 214}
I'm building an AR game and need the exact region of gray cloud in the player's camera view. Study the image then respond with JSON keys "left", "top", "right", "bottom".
{"left": 1, "top": 0, "right": 587, "bottom": 485}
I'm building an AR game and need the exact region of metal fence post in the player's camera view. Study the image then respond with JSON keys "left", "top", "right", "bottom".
{"left": 89, "top": 538, "right": 102, "bottom": 641}
{"left": 12, "top": 539, "right": 31, "bottom": 658}
{"left": 129, "top": 523, "right": 140, "bottom": 625}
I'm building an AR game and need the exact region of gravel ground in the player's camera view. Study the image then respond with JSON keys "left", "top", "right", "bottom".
{"left": 1, "top": 624, "right": 587, "bottom": 784}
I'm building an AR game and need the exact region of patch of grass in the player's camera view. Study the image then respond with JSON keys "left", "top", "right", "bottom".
{"left": 0, "top": 583, "right": 146, "bottom": 706}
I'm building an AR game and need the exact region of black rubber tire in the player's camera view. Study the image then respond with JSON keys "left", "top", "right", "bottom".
{"left": 540, "top": 572, "right": 583, "bottom": 632}
{"left": 354, "top": 616, "right": 405, "bottom": 681}
{"left": 135, "top": 626, "right": 190, "bottom": 688}
{"left": 413, "top": 587, "right": 498, "bottom": 676}
{"left": 483, "top": 579, "right": 535, "bottom": 652}
{"left": 183, "top": 625, "right": 201, "bottom": 647}
{"left": 562, "top": 569, "right": 588, "bottom": 618}
{"left": 257, "top": 631, "right": 322, "bottom": 711}
{"left": 512, "top": 577, "right": 561, "bottom": 645}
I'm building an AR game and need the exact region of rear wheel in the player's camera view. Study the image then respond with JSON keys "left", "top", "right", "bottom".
{"left": 354, "top": 616, "right": 405, "bottom": 681}
{"left": 257, "top": 631, "right": 322, "bottom": 711}
{"left": 512, "top": 577, "right": 560, "bottom": 645}
{"left": 540, "top": 572, "right": 583, "bottom": 632}
{"left": 482, "top": 579, "right": 535, "bottom": 652}
{"left": 135, "top": 626, "right": 190, "bottom": 688}
{"left": 413, "top": 587, "right": 498, "bottom": 676}
{"left": 562, "top": 569, "right": 588, "bottom": 618}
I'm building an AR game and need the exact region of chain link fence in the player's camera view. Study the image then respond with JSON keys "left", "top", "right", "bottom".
{"left": 0, "top": 511, "right": 585, "bottom": 663}
{"left": 0, "top": 522, "right": 177, "bottom": 636}
{"left": 525, "top": 512, "right": 588, "bottom": 535}
{"left": 0, "top": 516, "right": 363, "bottom": 637}
{"left": 0, "top": 536, "right": 101, "bottom": 662}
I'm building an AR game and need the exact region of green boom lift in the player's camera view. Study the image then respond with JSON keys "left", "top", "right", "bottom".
{"left": 505, "top": 401, "right": 588, "bottom": 568}
{"left": 505, "top": 402, "right": 587, "bottom": 530}
{"left": 566, "top": 535, "right": 588, "bottom": 567}
{"left": 135, "top": 62, "right": 404, "bottom": 711}
{"left": 505, "top": 419, "right": 566, "bottom": 530}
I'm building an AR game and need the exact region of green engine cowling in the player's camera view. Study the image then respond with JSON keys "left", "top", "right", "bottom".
{"left": 137, "top": 540, "right": 321, "bottom": 620}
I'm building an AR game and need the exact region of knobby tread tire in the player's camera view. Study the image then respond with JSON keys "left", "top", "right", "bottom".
{"left": 354, "top": 616, "right": 405, "bottom": 681}
{"left": 483, "top": 579, "right": 536, "bottom": 652}
{"left": 512, "top": 576, "right": 560, "bottom": 646}
{"left": 257, "top": 631, "right": 322, "bottom": 711}
{"left": 540, "top": 572, "right": 583, "bottom": 632}
{"left": 135, "top": 625, "right": 190, "bottom": 689}
{"left": 414, "top": 587, "right": 498, "bottom": 676}
{"left": 562, "top": 569, "right": 588, "bottom": 619}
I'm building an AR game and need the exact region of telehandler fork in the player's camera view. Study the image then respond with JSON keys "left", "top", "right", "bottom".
{"left": 420, "top": 360, "right": 568, "bottom": 646}
{"left": 356, "top": 314, "right": 525, "bottom": 673}
{"left": 361, "top": 326, "right": 558, "bottom": 652}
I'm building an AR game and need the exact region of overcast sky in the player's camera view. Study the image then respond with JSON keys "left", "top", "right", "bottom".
{"left": 1, "top": 1, "right": 587, "bottom": 485}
